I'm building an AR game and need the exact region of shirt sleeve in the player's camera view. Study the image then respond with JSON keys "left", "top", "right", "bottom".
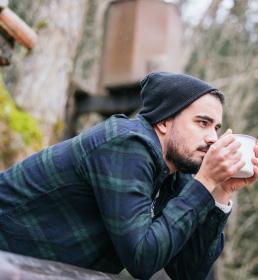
{"left": 215, "top": 200, "right": 233, "bottom": 214}
{"left": 165, "top": 205, "right": 230, "bottom": 280}
{"left": 82, "top": 135, "right": 216, "bottom": 279}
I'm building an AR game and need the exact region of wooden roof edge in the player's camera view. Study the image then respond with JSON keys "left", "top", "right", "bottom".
{"left": 0, "top": 6, "right": 37, "bottom": 49}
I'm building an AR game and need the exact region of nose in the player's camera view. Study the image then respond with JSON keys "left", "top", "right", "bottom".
{"left": 204, "top": 129, "right": 218, "bottom": 145}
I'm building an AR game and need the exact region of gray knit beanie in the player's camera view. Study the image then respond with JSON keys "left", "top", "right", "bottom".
{"left": 139, "top": 72, "right": 220, "bottom": 124}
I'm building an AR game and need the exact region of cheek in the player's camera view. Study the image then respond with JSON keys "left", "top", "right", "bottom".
{"left": 168, "top": 123, "right": 201, "bottom": 153}
{"left": 185, "top": 124, "right": 205, "bottom": 144}
{"left": 181, "top": 122, "right": 199, "bottom": 136}
{"left": 182, "top": 135, "right": 203, "bottom": 156}
{"left": 178, "top": 129, "right": 200, "bottom": 148}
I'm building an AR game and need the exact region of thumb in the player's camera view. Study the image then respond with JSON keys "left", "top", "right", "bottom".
{"left": 220, "top": 128, "right": 233, "bottom": 139}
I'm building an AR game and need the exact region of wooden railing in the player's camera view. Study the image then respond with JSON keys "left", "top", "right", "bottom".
{"left": 0, "top": 250, "right": 126, "bottom": 280}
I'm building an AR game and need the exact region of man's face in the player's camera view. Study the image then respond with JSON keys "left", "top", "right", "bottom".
{"left": 165, "top": 94, "right": 223, "bottom": 174}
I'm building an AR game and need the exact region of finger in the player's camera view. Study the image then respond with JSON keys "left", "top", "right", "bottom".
{"left": 254, "top": 166, "right": 258, "bottom": 179}
{"left": 254, "top": 142, "right": 258, "bottom": 158}
{"left": 228, "top": 160, "right": 245, "bottom": 177}
{"left": 215, "top": 134, "right": 236, "bottom": 149}
{"left": 219, "top": 129, "right": 233, "bottom": 138}
{"left": 252, "top": 157, "right": 258, "bottom": 166}
{"left": 226, "top": 140, "right": 242, "bottom": 153}
{"left": 246, "top": 165, "right": 258, "bottom": 183}
{"left": 220, "top": 147, "right": 242, "bottom": 160}
{"left": 231, "top": 152, "right": 243, "bottom": 163}
{"left": 224, "top": 153, "right": 243, "bottom": 168}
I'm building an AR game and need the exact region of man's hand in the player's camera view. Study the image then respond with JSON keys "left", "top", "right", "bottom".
{"left": 220, "top": 141, "right": 258, "bottom": 188}
{"left": 195, "top": 131, "right": 258, "bottom": 204}
{"left": 195, "top": 129, "right": 245, "bottom": 193}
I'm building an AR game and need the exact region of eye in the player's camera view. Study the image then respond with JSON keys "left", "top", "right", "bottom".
{"left": 198, "top": 120, "right": 208, "bottom": 128}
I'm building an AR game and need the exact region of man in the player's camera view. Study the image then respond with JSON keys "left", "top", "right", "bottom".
{"left": 0, "top": 72, "right": 257, "bottom": 280}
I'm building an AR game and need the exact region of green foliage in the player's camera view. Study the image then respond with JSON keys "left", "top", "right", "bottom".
{"left": 35, "top": 19, "right": 48, "bottom": 31}
{"left": 0, "top": 76, "right": 42, "bottom": 150}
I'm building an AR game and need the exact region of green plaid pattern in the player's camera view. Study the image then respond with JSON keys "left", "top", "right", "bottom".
{"left": 0, "top": 114, "right": 229, "bottom": 279}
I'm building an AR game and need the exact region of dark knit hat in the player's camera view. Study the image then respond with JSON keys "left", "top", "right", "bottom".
{"left": 139, "top": 72, "right": 219, "bottom": 124}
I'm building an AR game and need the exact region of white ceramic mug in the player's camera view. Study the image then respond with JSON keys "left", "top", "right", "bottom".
{"left": 232, "top": 134, "right": 256, "bottom": 178}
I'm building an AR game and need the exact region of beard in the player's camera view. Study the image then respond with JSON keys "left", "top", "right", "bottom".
{"left": 166, "top": 143, "right": 201, "bottom": 174}
{"left": 165, "top": 125, "right": 210, "bottom": 174}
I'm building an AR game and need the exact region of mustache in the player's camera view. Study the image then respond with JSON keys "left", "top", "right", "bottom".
{"left": 197, "top": 145, "right": 211, "bottom": 153}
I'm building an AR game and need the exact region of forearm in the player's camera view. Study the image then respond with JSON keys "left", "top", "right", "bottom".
{"left": 93, "top": 177, "right": 215, "bottom": 279}
{"left": 212, "top": 186, "right": 233, "bottom": 204}
{"left": 165, "top": 207, "right": 230, "bottom": 280}
{"left": 106, "top": 180, "right": 214, "bottom": 279}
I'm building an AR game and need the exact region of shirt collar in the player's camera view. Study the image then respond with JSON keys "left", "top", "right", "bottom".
{"left": 136, "top": 114, "right": 169, "bottom": 174}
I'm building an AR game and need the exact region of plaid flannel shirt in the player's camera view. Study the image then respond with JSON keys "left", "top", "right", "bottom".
{"left": 0, "top": 114, "right": 229, "bottom": 279}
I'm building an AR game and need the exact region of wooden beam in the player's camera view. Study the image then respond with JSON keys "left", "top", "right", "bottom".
{"left": 75, "top": 92, "right": 141, "bottom": 116}
{"left": 0, "top": 7, "right": 37, "bottom": 49}
{"left": 63, "top": 85, "right": 142, "bottom": 139}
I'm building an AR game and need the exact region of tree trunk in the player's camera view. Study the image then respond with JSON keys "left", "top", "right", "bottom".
{"left": 13, "top": 0, "right": 88, "bottom": 145}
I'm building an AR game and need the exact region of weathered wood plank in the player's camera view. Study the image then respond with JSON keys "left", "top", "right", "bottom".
{"left": 75, "top": 92, "right": 141, "bottom": 116}
{"left": 0, "top": 250, "right": 126, "bottom": 280}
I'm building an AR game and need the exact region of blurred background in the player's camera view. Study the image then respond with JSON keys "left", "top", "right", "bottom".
{"left": 0, "top": 0, "right": 258, "bottom": 279}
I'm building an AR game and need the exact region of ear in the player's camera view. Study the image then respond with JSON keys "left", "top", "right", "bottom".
{"left": 154, "top": 119, "right": 172, "bottom": 135}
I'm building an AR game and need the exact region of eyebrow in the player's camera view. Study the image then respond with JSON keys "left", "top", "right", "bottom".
{"left": 195, "top": 115, "right": 222, "bottom": 129}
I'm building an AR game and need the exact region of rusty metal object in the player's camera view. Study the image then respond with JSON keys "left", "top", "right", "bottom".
{"left": 99, "top": 0, "right": 183, "bottom": 91}
{"left": 0, "top": 7, "right": 37, "bottom": 49}
{"left": 0, "top": 250, "right": 126, "bottom": 279}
